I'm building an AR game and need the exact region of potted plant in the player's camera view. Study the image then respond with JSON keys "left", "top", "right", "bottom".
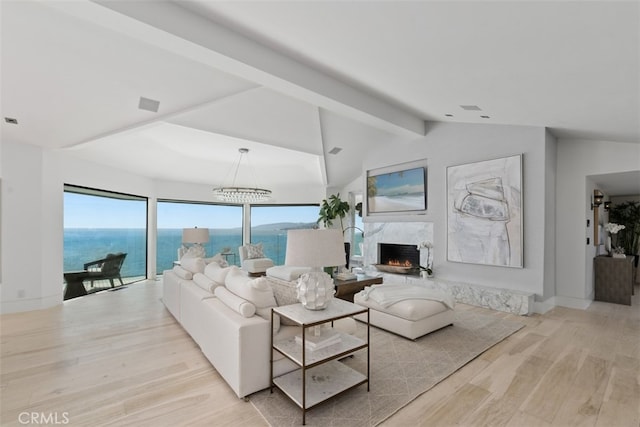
{"left": 419, "top": 265, "right": 433, "bottom": 279}
{"left": 609, "top": 201, "right": 640, "bottom": 263}
{"left": 417, "top": 241, "right": 434, "bottom": 278}
{"left": 317, "top": 193, "right": 351, "bottom": 230}
{"left": 317, "top": 194, "right": 351, "bottom": 276}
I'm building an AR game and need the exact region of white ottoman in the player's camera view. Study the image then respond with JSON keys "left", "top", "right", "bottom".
{"left": 353, "top": 285, "right": 454, "bottom": 340}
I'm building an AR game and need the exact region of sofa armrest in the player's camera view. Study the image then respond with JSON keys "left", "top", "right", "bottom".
{"left": 198, "top": 298, "right": 272, "bottom": 398}
{"left": 162, "top": 269, "right": 182, "bottom": 321}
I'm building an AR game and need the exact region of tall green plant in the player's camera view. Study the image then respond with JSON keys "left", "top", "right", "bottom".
{"left": 609, "top": 200, "right": 640, "bottom": 255}
{"left": 317, "top": 194, "right": 350, "bottom": 229}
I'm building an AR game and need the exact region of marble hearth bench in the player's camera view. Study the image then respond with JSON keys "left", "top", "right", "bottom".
{"left": 372, "top": 273, "right": 534, "bottom": 316}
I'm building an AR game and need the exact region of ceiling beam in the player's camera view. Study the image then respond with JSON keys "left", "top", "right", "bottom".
{"left": 82, "top": 0, "right": 425, "bottom": 138}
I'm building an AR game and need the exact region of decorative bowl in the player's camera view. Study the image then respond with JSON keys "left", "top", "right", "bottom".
{"left": 373, "top": 264, "right": 417, "bottom": 274}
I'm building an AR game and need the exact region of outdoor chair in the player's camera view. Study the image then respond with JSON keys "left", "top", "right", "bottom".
{"left": 84, "top": 252, "right": 127, "bottom": 288}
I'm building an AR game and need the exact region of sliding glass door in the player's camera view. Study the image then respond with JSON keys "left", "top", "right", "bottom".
{"left": 63, "top": 185, "right": 148, "bottom": 285}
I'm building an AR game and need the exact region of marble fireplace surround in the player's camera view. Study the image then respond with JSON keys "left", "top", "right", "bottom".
{"left": 361, "top": 222, "right": 533, "bottom": 315}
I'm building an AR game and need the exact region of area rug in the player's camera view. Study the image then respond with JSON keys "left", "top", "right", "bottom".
{"left": 250, "top": 310, "right": 524, "bottom": 426}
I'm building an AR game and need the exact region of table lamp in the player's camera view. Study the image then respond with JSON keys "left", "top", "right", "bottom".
{"left": 181, "top": 227, "right": 210, "bottom": 259}
{"left": 285, "top": 228, "right": 346, "bottom": 310}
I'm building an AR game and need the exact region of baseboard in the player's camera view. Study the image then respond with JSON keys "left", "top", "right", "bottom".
{"left": 536, "top": 295, "right": 593, "bottom": 312}
{"left": 0, "top": 293, "right": 62, "bottom": 315}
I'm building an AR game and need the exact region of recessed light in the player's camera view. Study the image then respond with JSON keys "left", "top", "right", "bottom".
{"left": 138, "top": 96, "right": 160, "bottom": 113}
{"left": 328, "top": 147, "right": 342, "bottom": 155}
{"left": 4, "top": 117, "right": 18, "bottom": 124}
{"left": 480, "top": 115, "right": 490, "bottom": 119}
{"left": 460, "top": 105, "right": 482, "bottom": 111}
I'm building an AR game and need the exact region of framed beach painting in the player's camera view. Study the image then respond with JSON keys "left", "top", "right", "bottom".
{"left": 366, "top": 160, "right": 427, "bottom": 216}
{"left": 447, "top": 154, "right": 523, "bottom": 268}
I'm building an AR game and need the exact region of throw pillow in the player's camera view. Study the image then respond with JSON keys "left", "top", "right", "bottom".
{"left": 265, "top": 276, "right": 300, "bottom": 326}
{"left": 225, "top": 266, "right": 277, "bottom": 308}
{"left": 204, "top": 262, "right": 231, "bottom": 286}
{"left": 179, "top": 256, "right": 206, "bottom": 274}
{"left": 267, "top": 276, "right": 300, "bottom": 306}
{"left": 214, "top": 286, "right": 256, "bottom": 318}
{"left": 245, "top": 243, "right": 264, "bottom": 259}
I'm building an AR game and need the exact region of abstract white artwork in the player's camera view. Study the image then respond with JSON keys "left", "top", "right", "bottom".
{"left": 447, "top": 155, "right": 523, "bottom": 268}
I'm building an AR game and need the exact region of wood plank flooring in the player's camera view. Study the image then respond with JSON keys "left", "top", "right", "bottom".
{"left": 1, "top": 280, "right": 638, "bottom": 426}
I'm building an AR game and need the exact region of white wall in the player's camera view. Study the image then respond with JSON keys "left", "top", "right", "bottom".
{"left": 1, "top": 141, "right": 62, "bottom": 313}
{"left": 361, "top": 122, "right": 551, "bottom": 300}
{"left": 555, "top": 139, "right": 640, "bottom": 307}
{"left": 543, "top": 130, "right": 558, "bottom": 301}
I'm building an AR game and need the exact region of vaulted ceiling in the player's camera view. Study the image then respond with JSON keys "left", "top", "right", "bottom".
{"left": 2, "top": 1, "right": 638, "bottom": 196}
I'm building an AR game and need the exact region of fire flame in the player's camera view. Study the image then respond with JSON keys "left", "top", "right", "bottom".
{"left": 387, "top": 259, "right": 413, "bottom": 267}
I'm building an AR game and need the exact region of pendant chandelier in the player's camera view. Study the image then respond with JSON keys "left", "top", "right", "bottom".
{"left": 213, "top": 148, "right": 272, "bottom": 203}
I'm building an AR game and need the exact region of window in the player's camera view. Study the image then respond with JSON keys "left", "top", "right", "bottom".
{"left": 353, "top": 202, "right": 365, "bottom": 256}
{"left": 64, "top": 185, "right": 147, "bottom": 284}
{"left": 249, "top": 205, "right": 318, "bottom": 265}
{"left": 157, "top": 201, "right": 243, "bottom": 271}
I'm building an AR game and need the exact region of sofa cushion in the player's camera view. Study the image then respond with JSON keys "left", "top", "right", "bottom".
{"left": 214, "top": 286, "right": 256, "bottom": 318}
{"left": 172, "top": 265, "right": 193, "bottom": 280}
{"left": 193, "top": 273, "right": 220, "bottom": 294}
{"left": 245, "top": 243, "right": 264, "bottom": 259}
{"left": 204, "top": 262, "right": 231, "bottom": 286}
{"left": 225, "top": 266, "right": 277, "bottom": 309}
{"left": 180, "top": 256, "right": 206, "bottom": 274}
{"left": 354, "top": 292, "right": 451, "bottom": 322}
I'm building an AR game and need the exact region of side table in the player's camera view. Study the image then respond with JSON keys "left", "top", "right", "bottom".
{"left": 271, "top": 299, "right": 370, "bottom": 425}
{"left": 221, "top": 251, "right": 237, "bottom": 266}
{"left": 63, "top": 271, "right": 89, "bottom": 300}
{"left": 594, "top": 255, "right": 634, "bottom": 305}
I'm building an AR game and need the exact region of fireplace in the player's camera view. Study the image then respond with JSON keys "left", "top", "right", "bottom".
{"left": 376, "top": 243, "right": 420, "bottom": 274}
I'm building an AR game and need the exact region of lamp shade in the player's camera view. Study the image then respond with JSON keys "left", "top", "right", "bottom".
{"left": 285, "top": 229, "right": 346, "bottom": 268}
{"left": 182, "top": 227, "right": 209, "bottom": 244}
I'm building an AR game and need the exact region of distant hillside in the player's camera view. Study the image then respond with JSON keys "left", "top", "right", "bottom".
{"left": 252, "top": 222, "right": 317, "bottom": 231}
{"left": 212, "top": 222, "right": 317, "bottom": 233}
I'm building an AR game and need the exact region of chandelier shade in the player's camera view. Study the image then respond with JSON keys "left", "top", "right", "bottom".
{"left": 213, "top": 148, "right": 272, "bottom": 203}
{"left": 212, "top": 186, "right": 272, "bottom": 203}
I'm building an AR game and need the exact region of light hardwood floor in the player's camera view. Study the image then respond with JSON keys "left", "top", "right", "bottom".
{"left": 1, "top": 280, "right": 638, "bottom": 426}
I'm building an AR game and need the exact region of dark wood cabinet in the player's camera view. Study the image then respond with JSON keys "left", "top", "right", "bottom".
{"left": 594, "top": 255, "right": 634, "bottom": 305}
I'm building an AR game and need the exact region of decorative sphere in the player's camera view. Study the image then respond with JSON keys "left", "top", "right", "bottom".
{"left": 297, "top": 272, "right": 335, "bottom": 310}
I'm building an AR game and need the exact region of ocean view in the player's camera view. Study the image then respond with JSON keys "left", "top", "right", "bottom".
{"left": 64, "top": 225, "right": 318, "bottom": 277}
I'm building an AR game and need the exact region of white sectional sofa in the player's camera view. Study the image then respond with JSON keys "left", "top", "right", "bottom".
{"left": 162, "top": 256, "right": 353, "bottom": 399}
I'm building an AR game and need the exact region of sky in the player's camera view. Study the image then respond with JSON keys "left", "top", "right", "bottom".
{"left": 373, "top": 167, "right": 425, "bottom": 196}
{"left": 64, "top": 192, "right": 319, "bottom": 229}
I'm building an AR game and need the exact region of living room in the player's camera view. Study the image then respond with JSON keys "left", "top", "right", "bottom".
{"left": 1, "top": 1, "right": 639, "bottom": 425}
